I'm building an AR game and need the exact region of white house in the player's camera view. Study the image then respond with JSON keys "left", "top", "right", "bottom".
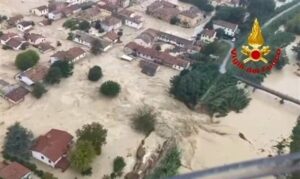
{"left": 31, "top": 129, "right": 73, "bottom": 171}
{"left": 48, "top": 10, "right": 63, "bottom": 20}
{"left": 200, "top": 29, "right": 217, "bottom": 43}
{"left": 124, "top": 17, "right": 143, "bottom": 29}
{"left": 73, "top": 31, "right": 113, "bottom": 52}
{"left": 213, "top": 20, "right": 238, "bottom": 37}
{"left": 17, "top": 21, "right": 33, "bottom": 32}
{"left": 101, "top": 16, "right": 122, "bottom": 32}
{"left": 30, "top": 5, "right": 49, "bottom": 16}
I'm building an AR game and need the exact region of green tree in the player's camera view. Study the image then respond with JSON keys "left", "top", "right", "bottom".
{"left": 88, "top": 65, "right": 102, "bottom": 81}
{"left": 132, "top": 106, "right": 156, "bottom": 136}
{"left": 285, "top": 14, "right": 300, "bottom": 35}
{"left": 15, "top": 50, "right": 40, "bottom": 71}
{"left": 63, "top": 19, "right": 78, "bottom": 30}
{"left": 215, "top": 6, "right": 246, "bottom": 24}
{"left": 42, "top": 172, "right": 58, "bottom": 179}
{"left": 170, "top": 16, "right": 180, "bottom": 25}
{"left": 3, "top": 122, "right": 33, "bottom": 160}
{"left": 32, "top": 82, "right": 47, "bottom": 99}
{"left": 113, "top": 156, "right": 126, "bottom": 174}
{"left": 91, "top": 39, "right": 103, "bottom": 55}
{"left": 76, "top": 122, "right": 107, "bottom": 155}
{"left": 267, "top": 31, "right": 295, "bottom": 48}
{"left": 44, "top": 67, "right": 62, "bottom": 84}
{"left": 247, "top": 0, "right": 275, "bottom": 19}
{"left": 70, "top": 140, "right": 96, "bottom": 173}
{"left": 67, "top": 32, "right": 74, "bottom": 40}
{"left": 52, "top": 60, "right": 74, "bottom": 78}
{"left": 289, "top": 120, "right": 300, "bottom": 179}
{"left": 215, "top": 28, "right": 225, "bottom": 39}
{"left": 201, "top": 41, "right": 220, "bottom": 56}
{"left": 147, "top": 147, "right": 181, "bottom": 179}
{"left": 79, "top": 20, "right": 91, "bottom": 32}
{"left": 100, "top": 81, "right": 121, "bottom": 97}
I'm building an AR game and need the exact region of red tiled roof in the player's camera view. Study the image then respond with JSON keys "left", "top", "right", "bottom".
{"left": 66, "top": 47, "right": 86, "bottom": 60}
{"left": 0, "top": 32, "right": 18, "bottom": 42}
{"left": 23, "top": 65, "right": 49, "bottom": 82}
{"left": 32, "top": 129, "right": 73, "bottom": 162}
{"left": 0, "top": 162, "right": 31, "bottom": 179}
{"left": 5, "top": 86, "right": 29, "bottom": 103}
{"left": 102, "top": 16, "right": 121, "bottom": 26}
{"left": 105, "top": 31, "right": 118, "bottom": 41}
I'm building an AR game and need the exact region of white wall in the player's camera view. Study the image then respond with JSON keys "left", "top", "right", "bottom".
{"left": 32, "top": 151, "right": 55, "bottom": 168}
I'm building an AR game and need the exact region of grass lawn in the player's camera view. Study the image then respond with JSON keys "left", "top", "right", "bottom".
{"left": 214, "top": 41, "right": 231, "bottom": 65}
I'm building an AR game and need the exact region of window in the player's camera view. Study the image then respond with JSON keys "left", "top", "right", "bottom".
{"left": 41, "top": 156, "right": 44, "bottom": 159}
{"left": 49, "top": 160, "right": 51, "bottom": 163}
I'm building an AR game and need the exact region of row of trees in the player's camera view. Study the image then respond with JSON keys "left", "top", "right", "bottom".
{"left": 285, "top": 14, "right": 300, "bottom": 35}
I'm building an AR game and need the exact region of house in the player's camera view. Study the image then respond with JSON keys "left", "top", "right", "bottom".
{"left": 73, "top": 31, "right": 112, "bottom": 51}
{"left": 25, "top": 33, "right": 46, "bottom": 45}
{"left": 134, "top": 28, "right": 158, "bottom": 47}
{"left": 48, "top": 10, "right": 63, "bottom": 20}
{"left": 30, "top": 5, "right": 49, "bottom": 16}
{"left": 16, "top": 65, "right": 49, "bottom": 86}
{"left": 17, "top": 21, "right": 34, "bottom": 32}
{"left": 101, "top": 16, "right": 122, "bottom": 32}
{"left": 156, "top": 30, "right": 194, "bottom": 49}
{"left": 50, "top": 47, "right": 86, "bottom": 63}
{"left": 104, "top": 31, "right": 119, "bottom": 43}
{"left": 6, "top": 37, "right": 27, "bottom": 50}
{"left": 77, "top": 7, "right": 102, "bottom": 22}
{"left": 62, "top": 4, "right": 82, "bottom": 17}
{"left": 213, "top": 20, "right": 238, "bottom": 37}
{"left": 200, "top": 29, "right": 217, "bottom": 43}
{"left": 146, "top": 0, "right": 179, "bottom": 22}
{"left": 0, "top": 32, "right": 18, "bottom": 45}
{"left": 4, "top": 86, "right": 29, "bottom": 104}
{"left": 124, "top": 42, "right": 190, "bottom": 70}
{"left": 178, "top": 9, "right": 202, "bottom": 28}
{"left": 118, "top": 9, "right": 143, "bottom": 29}
{"left": 39, "top": 19, "right": 52, "bottom": 26}
{"left": 55, "top": 0, "right": 89, "bottom": 5}
{"left": 140, "top": 60, "right": 159, "bottom": 76}
{"left": 98, "top": 2, "right": 119, "bottom": 15}
{"left": 38, "top": 42, "right": 55, "bottom": 53}
{"left": 0, "top": 162, "right": 32, "bottom": 179}
{"left": 7, "top": 15, "right": 24, "bottom": 26}
{"left": 65, "top": 47, "right": 87, "bottom": 62}
{"left": 31, "top": 129, "right": 73, "bottom": 171}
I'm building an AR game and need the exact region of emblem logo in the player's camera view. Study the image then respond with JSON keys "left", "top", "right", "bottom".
{"left": 231, "top": 18, "right": 281, "bottom": 74}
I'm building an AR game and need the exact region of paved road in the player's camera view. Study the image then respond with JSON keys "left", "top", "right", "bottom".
{"left": 218, "top": 1, "right": 300, "bottom": 74}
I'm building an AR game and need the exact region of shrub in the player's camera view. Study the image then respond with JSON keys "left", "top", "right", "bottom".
{"left": 15, "top": 50, "right": 40, "bottom": 71}
{"left": 131, "top": 106, "right": 156, "bottom": 136}
{"left": 147, "top": 147, "right": 181, "bottom": 179}
{"left": 52, "top": 60, "right": 73, "bottom": 78}
{"left": 88, "top": 66, "right": 102, "bottom": 81}
{"left": 81, "top": 167, "right": 93, "bottom": 176}
{"left": 170, "top": 16, "right": 180, "bottom": 25}
{"left": 113, "top": 156, "right": 126, "bottom": 174}
{"left": 44, "top": 67, "right": 62, "bottom": 84}
{"left": 100, "top": 81, "right": 121, "bottom": 97}
{"left": 32, "top": 82, "right": 47, "bottom": 99}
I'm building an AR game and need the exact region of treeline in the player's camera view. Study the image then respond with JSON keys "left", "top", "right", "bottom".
{"left": 170, "top": 63, "right": 250, "bottom": 118}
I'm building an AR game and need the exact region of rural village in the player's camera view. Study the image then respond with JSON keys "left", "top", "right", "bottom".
{"left": 0, "top": 0, "right": 299, "bottom": 178}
